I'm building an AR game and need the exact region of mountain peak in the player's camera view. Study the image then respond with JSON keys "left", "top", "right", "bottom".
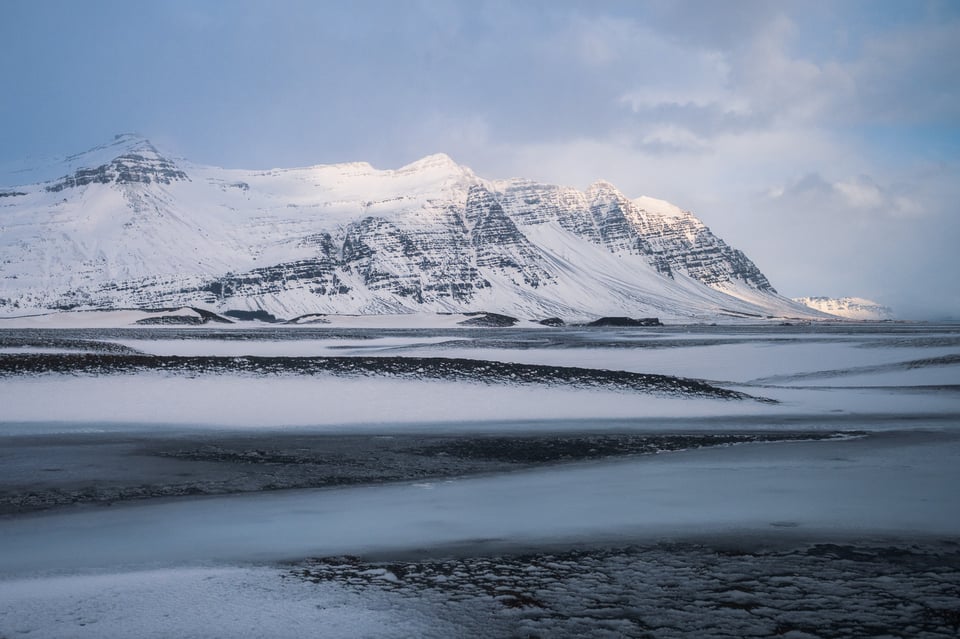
{"left": 398, "top": 152, "right": 468, "bottom": 174}
{"left": 113, "top": 132, "right": 144, "bottom": 142}
{"left": 586, "top": 179, "right": 625, "bottom": 201}
{"left": 65, "top": 133, "right": 161, "bottom": 164}
{"left": 588, "top": 179, "right": 618, "bottom": 191}
{"left": 1, "top": 134, "right": 165, "bottom": 187}
{"left": 632, "top": 195, "right": 689, "bottom": 219}
{"left": 112, "top": 132, "right": 152, "bottom": 146}
{"left": 43, "top": 134, "right": 186, "bottom": 192}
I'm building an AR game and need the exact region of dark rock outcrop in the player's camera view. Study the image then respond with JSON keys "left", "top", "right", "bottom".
{"left": 458, "top": 312, "right": 519, "bottom": 327}
{"left": 46, "top": 145, "right": 188, "bottom": 192}
{"left": 224, "top": 310, "right": 281, "bottom": 323}
{"left": 537, "top": 317, "right": 565, "bottom": 327}
{"left": 585, "top": 317, "right": 662, "bottom": 327}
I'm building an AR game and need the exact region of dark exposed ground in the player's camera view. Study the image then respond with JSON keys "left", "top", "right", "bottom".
{"left": 4, "top": 321, "right": 957, "bottom": 342}
{"left": 0, "top": 430, "right": 849, "bottom": 515}
{"left": 290, "top": 540, "right": 960, "bottom": 638}
{"left": 0, "top": 351, "right": 759, "bottom": 400}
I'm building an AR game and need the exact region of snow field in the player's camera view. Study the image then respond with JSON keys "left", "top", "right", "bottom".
{"left": 0, "top": 374, "right": 769, "bottom": 433}
{"left": 0, "top": 566, "right": 443, "bottom": 639}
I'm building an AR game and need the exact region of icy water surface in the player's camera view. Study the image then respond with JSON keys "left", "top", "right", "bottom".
{"left": 1, "top": 323, "right": 959, "bottom": 637}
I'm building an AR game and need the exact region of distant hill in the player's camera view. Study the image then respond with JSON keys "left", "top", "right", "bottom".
{"left": 793, "top": 297, "right": 894, "bottom": 320}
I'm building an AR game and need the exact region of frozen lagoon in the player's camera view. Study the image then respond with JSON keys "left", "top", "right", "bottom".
{"left": 1, "top": 429, "right": 958, "bottom": 577}
{"left": 1, "top": 323, "right": 959, "bottom": 637}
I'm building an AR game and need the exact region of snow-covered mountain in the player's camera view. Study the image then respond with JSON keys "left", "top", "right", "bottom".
{"left": 0, "top": 134, "right": 825, "bottom": 322}
{"left": 793, "top": 297, "right": 894, "bottom": 321}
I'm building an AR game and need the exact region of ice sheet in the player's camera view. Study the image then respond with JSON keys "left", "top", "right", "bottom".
{"left": 387, "top": 341, "right": 960, "bottom": 385}
{"left": 0, "top": 374, "right": 774, "bottom": 434}
{"left": 3, "top": 370, "right": 956, "bottom": 436}
{"left": 1, "top": 431, "right": 957, "bottom": 578}
{"left": 107, "top": 336, "right": 466, "bottom": 357}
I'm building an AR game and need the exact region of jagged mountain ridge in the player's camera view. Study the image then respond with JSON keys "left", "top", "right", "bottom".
{"left": 0, "top": 134, "right": 823, "bottom": 321}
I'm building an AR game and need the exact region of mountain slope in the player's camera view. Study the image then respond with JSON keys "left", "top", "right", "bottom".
{"left": 0, "top": 135, "right": 824, "bottom": 321}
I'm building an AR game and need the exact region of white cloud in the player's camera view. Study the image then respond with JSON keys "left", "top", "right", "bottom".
{"left": 834, "top": 177, "right": 885, "bottom": 210}
{"left": 770, "top": 173, "right": 925, "bottom": 220}
{"left": 637, "top": 124, "right": 710, "bottom": 153}
{"left": 732, "top": 15, "right": 855, "bottom": 125}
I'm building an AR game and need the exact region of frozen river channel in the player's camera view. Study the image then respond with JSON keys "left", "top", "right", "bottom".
{"left": 1, "top": 428, "right": 959, "bottom": 577}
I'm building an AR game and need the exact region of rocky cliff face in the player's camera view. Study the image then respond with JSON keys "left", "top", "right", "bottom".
{"left": 45, "top": 150, "right": 187, "bottom": 192}
{"left": 495, "top": 179, "right": 774, "bottom": 293}
{"left": 0, "top": 136, "right": 821, "bottom": 321}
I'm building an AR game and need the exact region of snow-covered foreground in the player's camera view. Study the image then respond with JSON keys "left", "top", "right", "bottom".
{"left": 0, "top": 567, "right": 394, "bottom": 639}
{"left": 3, "top": 542, "right": 960, "bottom": 639}
{"left": 1, "top": 323, "right": 958, "bottom": 637}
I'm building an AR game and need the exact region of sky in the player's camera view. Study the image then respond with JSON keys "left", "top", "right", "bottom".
{"left": 1, "top": 0, "right": 958, "bottom": 318}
